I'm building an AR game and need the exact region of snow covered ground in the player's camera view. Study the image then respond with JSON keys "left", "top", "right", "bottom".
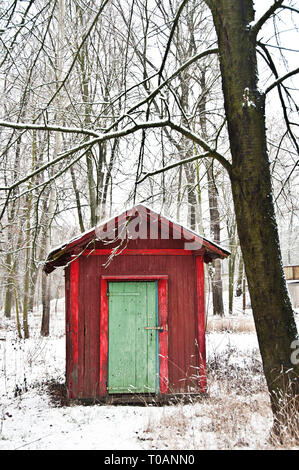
{"left": 0, "top": 298, "right": 297, "bottom": 450}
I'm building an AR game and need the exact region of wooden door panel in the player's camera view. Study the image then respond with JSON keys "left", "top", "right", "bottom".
{"left": 108, "top": 282, "right": 157, "bottom": 393}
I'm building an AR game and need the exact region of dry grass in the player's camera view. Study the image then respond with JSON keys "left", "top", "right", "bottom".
{"left": 270, "top": 392, "right": 299, "bottom": 449}
{"left": 206, "top": 315, "right": 256, "bottom": 333}
{"left": 140, "top": 342, "right": 299, "bottom": 450}
{"left": 206, "top": 311, "right": 299, "bottom": 333}
{"left": 140, "top": 391, "right": 272, "bottom": 450}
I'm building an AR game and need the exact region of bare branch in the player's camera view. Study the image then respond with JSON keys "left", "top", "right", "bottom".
{"left": 265, "top": 67, "right": 299, "bottom": 94}
{"left": 0, "top": 115, "right": 232, "bottom": 199}
{"left": 0, "top": 119, "right": 170, "bottom": 192}
{"left": 112, "top": 47, "right": 218, "bottom": 126}
{"left": 275, "top": 159, "right": 299, "bottom": 202}
{"left": 167, "top": 120, "right": 232, "bottom": 174}
{"left": 258, "top": 42, "right": 299, "bottom": 154}
{"left": 251, "top": 0, "right": 285, "bottom": 37}
{"left": 158, "top": 0, "right": 189, "bottom": 84}
{"left": 137, "top": 151, "right": 211, "bottom": 185}
{"left": 0, "top": 0, "right": 36, "bottom": 68}
{"left": 34, "top": 0, "right": 111, "bottom": 121}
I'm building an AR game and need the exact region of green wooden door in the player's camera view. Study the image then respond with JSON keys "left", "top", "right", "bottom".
{"left": 108, "top": 281, "right": 158, "bottom": 394}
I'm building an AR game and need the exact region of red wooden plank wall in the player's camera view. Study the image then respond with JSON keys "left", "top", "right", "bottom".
{"left": 158, "top": 279, "right": 169, "bottom": 393}
{"left": 79, "top": 256, "right": 101, "bottom": 398}
{"left": 67, "top": 249, "right": 206, "bottom": 398}
{"left": 68, "top": 259, "right": 79, "bottom": 398}
{"left": 65, "top": 266, "right": 71, "bottom": 397}
{"left": 99, "top": 278, "right": 108, "bottom": 396}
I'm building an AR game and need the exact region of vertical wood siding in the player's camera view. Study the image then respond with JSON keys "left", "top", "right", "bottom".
{"left": 65, "top": 267, "right": 71, "bottom": 397}
{"left": 196, "top": 256, "right": 207, "bottom": 393}
{"left": 68, "top": 258, "right": 79, "bottom": 398}
{"left": 99, "top": 278, "right": 108, "bottom": 396}
{"left": 72, "top": 253, "right": 201, "bottom": 398}
{"left": 158, "top": 278, "right": 169, "bottom": 394}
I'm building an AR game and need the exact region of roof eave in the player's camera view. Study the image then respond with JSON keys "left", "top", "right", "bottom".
{"left": 43, "top": 204, "right": 230, "bottom": 272}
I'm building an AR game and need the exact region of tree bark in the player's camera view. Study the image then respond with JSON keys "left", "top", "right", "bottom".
{"left": 235, "top": 249, "right": 244, "bottom": 298}
{"left": 70, "top": 165, "right": 85, "bottom": 233}
{"left": 22, "top": 130, "right": 37, "bottom": 339}
{"left": 227, "top": 217, "right": 237, "bottom": 315}
{"left": 198, "top": 67, "right": 224, "bottom": 316}
{"left": 41, "top": 270, "right": 50, "bottom": 337}
{"left": 207, "top": 0, "right": 299, "bottom": 420}
{"left": 4, "top": 252, "right": 13, "bottom": 318}
{"left": 206, "top": 164, "right": 224, "bottom": 316}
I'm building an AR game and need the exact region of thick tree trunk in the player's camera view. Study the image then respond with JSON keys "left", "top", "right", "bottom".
{"left": 208, "top": 0, "right": 299, "bottom": 421}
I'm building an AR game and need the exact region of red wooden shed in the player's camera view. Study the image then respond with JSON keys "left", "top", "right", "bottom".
{"left": 44, "top": 204, "right": 229, "bottom": 402}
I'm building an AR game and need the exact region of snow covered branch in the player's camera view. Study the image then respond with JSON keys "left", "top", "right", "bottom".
{"left": 0, "top": 119, "right": 170, "bottom": 193}
{"left": 0, "top": 121, "right": 100, "bottom": 137}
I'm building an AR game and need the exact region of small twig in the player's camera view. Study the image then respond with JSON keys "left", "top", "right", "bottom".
{"left": 14, "top": 433, "right": 53, "bottom": 450}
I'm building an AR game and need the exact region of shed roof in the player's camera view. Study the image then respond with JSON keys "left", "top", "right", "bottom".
{"left": 44, "top": 204, "right": 230, "bottom": 274}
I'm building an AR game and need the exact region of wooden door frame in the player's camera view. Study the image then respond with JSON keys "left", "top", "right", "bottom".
{"left": 99, "top": 275, "right": 169, "bottom": 396}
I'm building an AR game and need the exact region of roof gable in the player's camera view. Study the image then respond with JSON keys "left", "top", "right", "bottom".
{"left": 44, "top": 204, "right": 230, "bottom": 273}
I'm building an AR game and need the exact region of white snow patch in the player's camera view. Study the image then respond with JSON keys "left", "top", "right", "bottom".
{"left": 242, "top": 87, "right": 257, "bottom": 109}
{"left": 0, "top": 298, "right": 297, "bottom": 450}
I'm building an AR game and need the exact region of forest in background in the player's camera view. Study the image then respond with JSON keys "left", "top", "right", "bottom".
{"left": 0, "top": 0, "right": 298, "bottom": 434}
